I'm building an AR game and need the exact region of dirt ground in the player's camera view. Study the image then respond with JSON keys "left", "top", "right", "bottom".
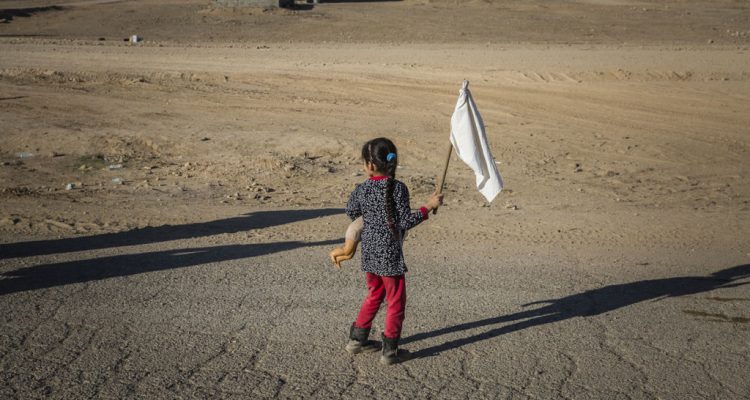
{"left": 1, "top": 0, "right": 749, "bottom": 398}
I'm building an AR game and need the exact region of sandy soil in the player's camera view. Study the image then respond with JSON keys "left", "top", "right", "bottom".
{"left": 1, "top": 0, "right": 749, "bottom": 398}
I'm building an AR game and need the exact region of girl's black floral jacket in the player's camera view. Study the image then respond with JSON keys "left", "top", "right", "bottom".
{"left": 346, "top": 176, "right": 429, "bottom": 276}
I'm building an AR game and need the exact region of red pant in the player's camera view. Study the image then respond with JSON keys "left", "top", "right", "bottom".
{"left": 354, "top": 273, "right": 406, "bottom": 339}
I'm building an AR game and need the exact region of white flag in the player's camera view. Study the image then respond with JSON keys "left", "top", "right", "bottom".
{"left": 449, "top": 80, "right": 504, "bottom": 202}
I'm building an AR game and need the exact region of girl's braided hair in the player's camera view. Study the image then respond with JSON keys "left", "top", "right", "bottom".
{"left": 362, "top": 137, "right": 399, "bottom": 238}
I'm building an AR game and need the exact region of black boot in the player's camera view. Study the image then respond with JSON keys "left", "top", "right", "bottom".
{"left": 345, "top": 324, "right": 380, "bottom": 354}
{"left": 380, "top": 334, "right": 411, "bottom": 365}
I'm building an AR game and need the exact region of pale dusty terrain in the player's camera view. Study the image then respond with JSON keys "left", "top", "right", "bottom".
{"left": 1, "top": 0, "right": 749, "bottom": 398}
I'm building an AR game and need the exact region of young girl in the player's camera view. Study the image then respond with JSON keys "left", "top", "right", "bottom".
{"left": 343, "top": 137, "right": 443, "bottom": 365}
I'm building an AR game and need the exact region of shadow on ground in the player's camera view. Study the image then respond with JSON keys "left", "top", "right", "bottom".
{"left": 0, "top": 96, "right": 27, "bottom": 101}
{"left": 0, "top": 6, "right": 64, "bottom": 22}
{"left": 0, "top": 208, "right": 343, "bottom": 259}
{"left": 0, "top": 239, "right": 338, "bottom": 296}
{"left": 405, "top": 263, "right": 750, "bottom": 358}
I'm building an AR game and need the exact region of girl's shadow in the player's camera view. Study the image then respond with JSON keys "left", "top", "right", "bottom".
{"left": 0, "top": 239, "right": 339, "bottom": 296}
{"left": 0, "top": 208, "right": 342, "bottom": 259}
{"left": 404, "top": 264, "right": 750, "bottom": 358}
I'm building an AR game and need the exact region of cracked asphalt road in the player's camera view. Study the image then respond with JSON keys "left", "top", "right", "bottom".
{"left": 1, "top": 209, "right": 748, "bottom": 399}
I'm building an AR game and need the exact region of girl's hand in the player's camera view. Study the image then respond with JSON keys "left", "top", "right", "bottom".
{"left": 425, "top": 191, "right": 444, "bottom": 211}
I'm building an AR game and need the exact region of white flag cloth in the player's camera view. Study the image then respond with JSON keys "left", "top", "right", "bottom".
{"left": 449, "top": 80, "right": 504, "bottom": 202}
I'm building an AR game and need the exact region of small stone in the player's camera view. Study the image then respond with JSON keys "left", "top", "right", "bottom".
{"left": 45, "top": 219, "right": 73, "bottom": 230}
{"left": 0, "top": 217, "right": 19, "bottom": 226}
{"left": 65, "top": 181, "right": 82, "bottom": 190}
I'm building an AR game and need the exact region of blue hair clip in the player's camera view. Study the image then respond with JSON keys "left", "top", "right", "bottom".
{"left": 386, "top": 153, "right": 396, "bottom": 162}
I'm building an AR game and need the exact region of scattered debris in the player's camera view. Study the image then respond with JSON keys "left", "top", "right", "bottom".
{"left": 112, "top": 177, "right": 124, "bottom": 185}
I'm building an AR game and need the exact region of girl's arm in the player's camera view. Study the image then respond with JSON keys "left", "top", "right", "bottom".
{"left": 394, "top": 182, "right": 429, "bottom": 231}
{"left": 329, "top": 217, "right": 362, "bottom": 269}
{"left": 345, "top": 184, "right": 362, "bottom": 220}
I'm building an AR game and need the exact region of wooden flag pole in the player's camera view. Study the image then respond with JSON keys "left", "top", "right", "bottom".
{"left": 433, "top": 141, "right": 453, "bottom": 214}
